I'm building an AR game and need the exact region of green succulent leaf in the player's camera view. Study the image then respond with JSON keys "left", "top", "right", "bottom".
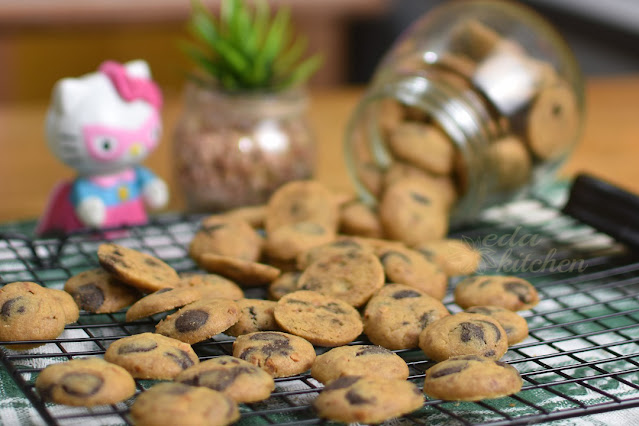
{"left": 183, "top": 0, "right": 320, "bottom": 91}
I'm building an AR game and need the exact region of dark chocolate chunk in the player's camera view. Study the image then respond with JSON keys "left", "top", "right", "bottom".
{"left": 391, "top": 289, "right": 422, "bottom": 299}
{"left": 345, "top": 389, "right": 375, "bottom": 405}
{"left": 117, "top": 340, "right": 158, "bottom": 355}
{"left": 187, "top": 366, "right": 255, "bottom": 391}
{"left": 248, "top": 306, "right": 258, "bottom": 323}
{"left": 503, "top": 281, "right": 533, "bottom": 303}
{"left": 144, "top": 258, "right": 161, "bottom": 268}
{"left": 478, "top": 320, "right": 502, "bottom": 341}
{"left": 60, "top": 372, "right": 104, "bottom": 397}
{"left": 1, "top": 297, "right": 24, "bottom": 318}
{"left": 74, "top": 283, "right": 105, "bottom": 312}
{"left": 379, "top": 250, "right": 411, "bottom": 265}
{"left": 457, "top": 322, "right": 485, "bottom": 343}
{"left": 484, "top": 350, "right": 495, "bottom": 357}
{"left": 175, "top": 310, "right": 209, "bottom": 333}
{"left": 355, "top": 346, "right": 390, "bottom": 356}
{"left": 323, "top": 376, "right": 361, "bottom": 391}
{"left": 410, "top": 192, "right": 431, "bottom": 205}
{"left": 321, "top": 302, "right": 347, "bottom": 315}
{"left": 418, "top": 311, "right": 435, "bottom": 328}
{"left": 430, "top": 362, "right": 469, "bottom": 378}
{"left": 164, "top": 349, "right": 195, "bottom": 370}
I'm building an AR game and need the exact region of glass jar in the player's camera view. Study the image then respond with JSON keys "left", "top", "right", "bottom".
{"left": 345, "top": 0, "right": 584, "bottom": 225}
{"left": 173, "top": 84, "right": 316, "bottom": 212}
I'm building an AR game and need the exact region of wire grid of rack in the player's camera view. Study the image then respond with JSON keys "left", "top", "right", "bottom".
{"left": 0, "top": 200, "right": 638, "bottom": 426}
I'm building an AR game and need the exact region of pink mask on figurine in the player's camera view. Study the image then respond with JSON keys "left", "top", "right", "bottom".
{"left": 37, "top": 60, "right": 169, "bottom": 235}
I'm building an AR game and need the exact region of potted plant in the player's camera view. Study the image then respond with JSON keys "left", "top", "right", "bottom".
{"left": 174, "top": 0, "right": 322, "bottom": 212}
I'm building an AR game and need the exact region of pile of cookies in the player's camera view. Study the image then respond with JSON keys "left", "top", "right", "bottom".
{"left": 0, "top": 179, "right": 541, "bottom": 425}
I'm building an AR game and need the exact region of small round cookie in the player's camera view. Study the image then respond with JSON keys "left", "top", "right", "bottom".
{"left": 47, "top": 288, "right": 80, "bottom": 324}
{"left": 388, "top": 121, "right": 455, "bottom": 176}
{"left": 64, "top": 268, "right": 141, "bottom": 313}
{"left": 423, "top": 355, "right": 522, "bottom": 401}
{"left": 295, "top": 238, "right": 372, "bottom": 270}
{"left": 156, "top": 298, "right": 240, "bottom": 344}
{"left": 233, "top": 331, "right": 316, "bottom": 378}
{"left": 416, "top": 239, "right": 482, "bottom": 277}
{"left": 383, "top": 162, "right": 458, "bottom": 209}
{"left": 264, "top": 180, "right": 339, "bottom": 235}
{"left": 313, "top": 376, "right": 423, "bottom": 424}
{"left": 268, "top": 271, "right": 301, "bottom": 301}
{"left": 488, "top": 135, "right": 532, "bottom": 190}
{"left": 264, "top": 221, "right": 336, "bottom": 262}
{"left": 364, "top": 284, "right": 450, "bottom": 350}
{"left": 297, "top": 249, "right": 384, "bottom": 307}
{"left": 0, "top": 281, "right": 66, "bottom": 350}
{"left": 338, "top": 200, "right": 384, "bottom": 238}
{"left": 97, "top": 243, "right": 179, "bottom": 292}
{"left": 189, "top": 216, "right": 263, "bottom": 263}
{"left": 175, "top": 356, "right": 274, "bottom": 403}
{"left": 454, "top": 275, "right": 539, "bottom": 311}
{"left": 311, "top": 345, "right": 409, "bottom": 384}
{"left": 418, "top": 312, "right": 508, "bottom": 362}
{"left": 378, "top": 246, "right": 448, "bottom": 300}
{"left": 130, "top": 382, "right": 239, "bottom": 426}
{"left": 125, "top": 287, "right": 200, "bottom": 322}
{"left": 225, "top": 299, "right": 279, "bottom": 337}
{"left": 379, "top": 177, "right": 450, "bottom": 246}
{"left": 35, "top": 357, "right": 135, "bottom": 407}
{"left": 197, "top": 253, "right": 281, "bottom": 287}
{"left": 104, "top": 332, "right": 199, "bottom": 379}
{"left": 175, "top": 273, "right": 244, "bottom": 300}
{"left": 465, "top": 306, "right": 529, "bottom": 345}
{"left": 274, "top": 291, "right": 363, "bottom": 347}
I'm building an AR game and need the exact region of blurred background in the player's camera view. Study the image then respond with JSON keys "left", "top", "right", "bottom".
{"left": 1, "top": 0, "right": 639, "bottom": 103}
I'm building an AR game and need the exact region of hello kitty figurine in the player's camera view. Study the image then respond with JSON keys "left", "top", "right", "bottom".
{"left": 36, "top": 60, "right": 168, "bottom": 235}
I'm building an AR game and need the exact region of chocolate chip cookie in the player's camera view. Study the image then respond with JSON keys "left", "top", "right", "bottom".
{"left": 189, "top": 216, "right": 263, "bottom": 263}
{"left": 418, "top": 312, "right": 508, "bottom": 361}
{"left": 47, "top": 288, "right": 79, "bottom": 324}
{"left": 104, "top": 332, "right": 199, "bottom": 379}
{"left": 416, "top": 239, "right": 482, "bottom": 277}
{"left": 97, "top": 243, "right": 179, "bottom": 292}
{"left": 264, "top": 221, "right": 336, "bottom": 262}
{"left": 175, "top": 356, "right": 274, "bottom": 403}
{"left": 313, "top": 376, "right": 423, "bottom": 424}
{"left": 274, "top": 290, "right": 363, "bottom": 347}
{"left": 311, "top": 345, "right": 409, "bottom": 384}
{"left": 175, "top": 273, "right": 244, "bottom": 300}
{"left": 64, "top": 268, "right": 141, "bottom": 313}
{"left": 233, "top": 331, "right": 316, "bottom": 378}
{"left": 155, "top": 298, "right": 240, "bottom": 344}
{"left": 423, "top": 355, "right": 522, "bottom": 401}
{"left": 197, "top": 253, "right": 281, "bottom": 287}
{"left": 125, "top": 287, "right": 200, "bottom": 321}
{"left": 454, "top": 275, "right": 539, "bottom": 311}
{"left": 224, "top": 299, "right": 279, "bottom": 337}
{"left": 35, "top": 357, "right": 135, "bottom": 406}
{"left": 465, "top": 306, "right": 529, "bottom": 345}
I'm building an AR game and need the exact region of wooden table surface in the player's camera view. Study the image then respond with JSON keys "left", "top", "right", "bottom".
{"left": 1, "top": 76, "right": 638, "bottom": 224}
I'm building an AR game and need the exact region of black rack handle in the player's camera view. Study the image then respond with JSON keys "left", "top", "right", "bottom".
{"left": 563, "top": 173, "right": 639, "bottom": 251}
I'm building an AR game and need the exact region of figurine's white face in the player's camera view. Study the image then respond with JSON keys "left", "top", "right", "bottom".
{"left": 45, "top": 60, "right": 162, "bottom": 176}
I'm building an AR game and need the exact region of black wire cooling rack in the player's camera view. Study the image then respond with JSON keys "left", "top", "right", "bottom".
{"left": 0, "top": 196, "right": 638, "bottom": 426}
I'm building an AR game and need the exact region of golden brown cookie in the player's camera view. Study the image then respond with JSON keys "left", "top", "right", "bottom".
{"left": 104, "top": 332, "right": 198, "bottom": 379}
{"left": 268, "top": 271, "right": 301, "bottom": 301}
{"left": 233, "top": 331, "right": 316, "bottom": 378}
{"left": 175, "top": 356, "right": 274, "bottom": 403}
{"left": 0, "top": 281, "right": 66, "bottom": 350}
{"left": 264, "top": 221, "right": 336, "bottom": 262}
{"left": 297, "top": 249, "right": 384, "bottom": 307}
{"left": 379, "top": 177, "right": 449, "bottom": 246}
{"left": 221, "top": 204, "right": 266, "bottom": 228}
{"left": 416, "top": 239, "right": 482, "bottom": 277}
{"left": 274, "top": 290, "right": 363, "bottom": 347}
{"left": 264, "top": 180, "right": 339, "bottom": 235}
{"left": 189, "top": 215, "right": 263, "bottom": 262}
{"left": 35, "top": 358, "right": 135, "bottom": 407}
{"left": 488, "top": 135, "right": 532, "bottom": 190}
{"left": 388, "top": 121, "right": 455, "bottom": 176}
{"left": 311, "top": 345, "right": 409, "bottom": 384}
{"left": 383, "top": 162, "right": 458, "bottom": 209}
{"left": 454, "top": 275, "right": 539, "bottom": 311}
{"left": 130, "top": 382, "right": 239, "bottom": 426}
{"left": 197, "top": 253, "right": 281, "bottom": 287}
{"left": 175, "top": 273, "right": 244, "bottom": 300}
{"left": 224, "top": 299, "right": 279, "bottom": 337}
{"left": 155, "top": 298, "right": 240, "bottom": 344}
{"left": 378, "top": 246, "right": 448, "bottom": 300}
{"left": 465, "top": 306, "right": 529, "bottom": 345}
{"left": 418, "top": 312, "right": 508, "bottom": 362}
{"left": 423, "top": 355, "right": 522, "bottom": 401}
{"left": 338, "top": 200, "right": 384, "bottom": 238}
{"left": 125, "top": 287, "right": 200, "bottom": 321}
{"left": 47, "top": 288, "right": 80, "bottom": 324}
{"left": 363, "top": 284, "right": 450, "bottom": 350}
{"left": 313, "top": 376, "right": 423, "bottom": 424}
{"left": 97, "top": 243, "right": 179, "bottom": 292}
{"left": 64, "top": 268, "right": 141, "bottom": 313}
{"left": 295, "top": 238, "right": 373, "bottom": 270}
